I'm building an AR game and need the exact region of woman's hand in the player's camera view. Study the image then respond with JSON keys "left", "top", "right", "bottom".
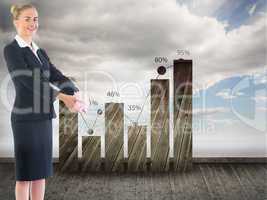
{"left": 57, "top": 92, "right": 77, "bottom": 112}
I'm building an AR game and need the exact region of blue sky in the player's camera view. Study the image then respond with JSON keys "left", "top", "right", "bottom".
{"left": 215, "top": 0, "right": 267, "bottom": 30}
{"left": 174, "top": 0, "right": 267, "bottom": 134}
{"left": 177, "top": 0, "right": 267, "bottom": 30}
{"left": 193, "top": 70, "right": 267, "bottom": 133}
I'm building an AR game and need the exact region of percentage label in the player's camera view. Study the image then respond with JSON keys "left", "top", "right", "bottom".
{"left": 128, "top": 105, "right": 142, "bottom": 111}
{"left": 107, "top": 91, "right": 120, "bottom": 97}
{"left": 177, "top": 50, "right": 190, "bottom": 56}
{"left": 154, "top": 57, "right": 168, "bottom": 63}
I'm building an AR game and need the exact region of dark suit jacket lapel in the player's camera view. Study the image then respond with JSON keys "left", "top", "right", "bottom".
{"left": 36, "top": 49, "right": 50, "bottom": 70}
{"left": 21, "top": 46, "right": 51, "bottom": 81}
{"left": 23, "top": 47, "right": 44, "bottom": 70}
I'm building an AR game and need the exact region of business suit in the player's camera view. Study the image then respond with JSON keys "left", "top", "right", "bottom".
{"left": 3, "top": 37, "right": 79, "bottom": 180}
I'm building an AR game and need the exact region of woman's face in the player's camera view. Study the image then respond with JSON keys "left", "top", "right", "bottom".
{"left": 13, "top": 8, "right": 38, "bottom": 38}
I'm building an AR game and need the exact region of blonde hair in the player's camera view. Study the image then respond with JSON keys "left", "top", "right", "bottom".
{"left": 10, "top": 4, "right": 36, "bottom": 20}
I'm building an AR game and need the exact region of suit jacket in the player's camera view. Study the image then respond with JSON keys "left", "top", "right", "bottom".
{"left": 3, "top": 39, "right": 79, "bottom": 122}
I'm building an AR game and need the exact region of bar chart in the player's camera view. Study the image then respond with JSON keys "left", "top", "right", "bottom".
{"left": 57, "top": 59, "right": 192, "bottom": 172}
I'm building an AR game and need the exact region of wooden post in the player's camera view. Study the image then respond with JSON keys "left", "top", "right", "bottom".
{"left": 127, "top": 125, "right": 147, "bottom": 172}
{"left": 150, "top": 79, "right": 170, "bottom": 172}
{"left": 58, "top": 100, "right": 79, "bottom": 172}
{"left": 104, "top": 103, "right": 124, "bottom": 172}
{"left": 173, "top": 59, "right": 193, "bottom": 171}
{"left": 80, "top": 136, "right": 102, "bottom": 172}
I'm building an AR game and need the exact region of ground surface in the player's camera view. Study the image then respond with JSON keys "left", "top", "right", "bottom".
{"left": 0, "top": 163, "right": 266, "bottom": 200}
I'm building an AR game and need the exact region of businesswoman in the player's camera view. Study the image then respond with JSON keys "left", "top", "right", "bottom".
{"left": 3, "top": 4, "right": 79, "bottom": 200}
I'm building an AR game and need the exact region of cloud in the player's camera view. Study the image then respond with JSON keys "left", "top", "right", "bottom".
{"left": 176, "top": 0, "right": 228, "bottom": 17}
{"left": 1, "top": 0, "right": 266, "bottom": 157}
{"left": 216, "top": 88, "right": 244, "bottom": 99}
{"left": 253, "top": 96, "right": 267, "bottom": 102}
{"left": 0, "top": 0, "right": 266, "bottom": 91}
{"left": 193, "top": 107, "right": 230, "bottom": 116}
{"left": 253, "top": 70, "right": 267, "bottom": 84}
{"left": 248, "top": 3, "right": 257, "bottom": 16}
{"left": 257, "top": 107, "right": 267, "bottom": 111}
{"left": 206, "top": 118, "right": 239, "bottom": 125}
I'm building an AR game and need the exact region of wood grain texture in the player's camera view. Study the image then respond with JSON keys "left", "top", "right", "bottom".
{"left": 105, "top": 103, "right": 124, "bottom": 172}
{"left": 58, "top": 100, "right": 79, "bottom": 172}
{"left": 173, "top": 59, "right": 192, "bottom": 172}
{"left": 81, "top": 136, "right": 102, "bottom": 172}
{"left": 1, "top": 163, "right": 266, "bottom": 200}
{"left": 127, "top": 125, "right": 147, "bottom": 172}
{"left": 150, "top": 79, "right": 170, "bottom": 172}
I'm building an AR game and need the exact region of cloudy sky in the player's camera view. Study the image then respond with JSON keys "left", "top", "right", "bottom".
{"left": 0, "top": 0, "right": 266, "bottom": 157}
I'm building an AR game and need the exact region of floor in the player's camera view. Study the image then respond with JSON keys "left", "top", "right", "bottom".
{"left": 0, "top": 163, "right": 266, "bottom": 200}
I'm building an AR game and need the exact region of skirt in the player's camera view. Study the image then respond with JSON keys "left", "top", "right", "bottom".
{"left": 11, "top": 119, "right": 53, "bottom": 181}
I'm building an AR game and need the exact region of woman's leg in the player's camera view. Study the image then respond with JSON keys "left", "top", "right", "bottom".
{"left": 15, "top": 181, "right": 30, "bottom": 200}
{"left": 30, "top": 179, "right": 46, "bottom": 200}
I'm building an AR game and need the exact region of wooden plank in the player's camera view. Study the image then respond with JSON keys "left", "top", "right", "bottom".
{"left": 181, "top": 165, "right": 212, "bottom": 200}
{"left": 151, "top": 110, "right": 169, "bottom": 172}
{"left": 150, "top": 79, "right": 169, "bottom": 172}
{"left": 193, "top": 157, "right": 267, "bottom": 163}
{"left": 88, "top": 141, "right": 103, "bottom": 172}
{"left": 173, "top": 93, "right": 191, "bottom": 170}
{"left": 113, "top": 125, "right": 141, "bottom": 172}
{"left": 45, "top": 169, "right": 74, "bottom": 199}
{"left": 105, "top": 103, "right": 124, "bottom": 172}
{"left": 184, "top": 120, "right": 193, "bottom": 171}
{"left": 232, "top": 164, "right": 266, "bottom": 200}
{"left": 105, "top": 103, "right": 123, "bottom": 145}
{"left": 128, "top": 125, "right": 147, "bottom": 172}
{"left": 215, "top": 164, "right": 248, "bottom": 200}
{"left": 81, "top": 136, "right": 101, "bottom": 172}
{"left": 173, "top": 59, "right": 192, "bottom": 171}
{"left": 81, "top": 136, "right": 95, "bottom": 167}
{"left": 1, "top": 157, "right": 266, "bottom": 163}
{"left": 58, "top": 100, "right": 79, "bottom": 172}
{"left": 110, "top": 124, "right": 126, "bottom": 172}
{"left": 176, "top": 107, "right": 192, "bottom": 171}
{"left": 199, "top": 164, "right": 227, "bottom": 199}
{"left": 111, "top": 146, "right": 126, "bottom": 173}
{"left": 111, "top": 125, "right": 140, "bottom": 173}
{"left": 58, "top": 141, "right": 78, "bottom": 171}
{"left": 60, "top": 172, "right": 108, "bottom": 199}
{"left": 0, "top": 163, "right": 266, "bottom": 199}
{"left": 137, "top": 144, "right": 147, "bottom": 172}
{"left": 0, "top": 164, "right": 14, "bottom": 199}
{"left": 149, "top": 173, "right": 173, "bottom": 200}
{"left": 58, "top": 133, "right": 78, "bottom": 172}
